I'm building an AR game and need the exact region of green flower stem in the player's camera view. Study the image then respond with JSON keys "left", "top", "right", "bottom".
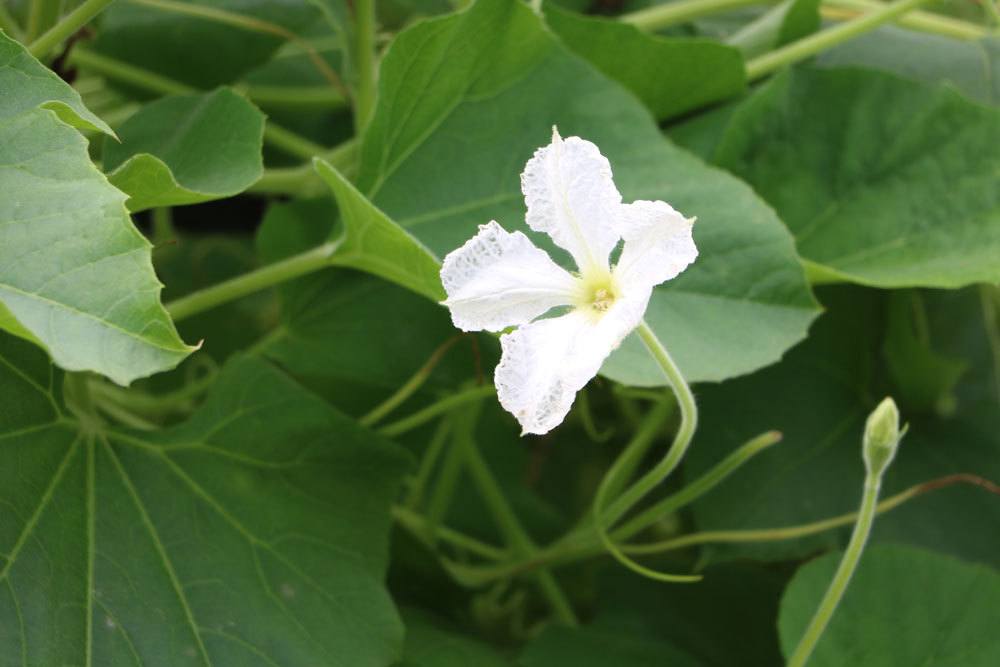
{"left": 786, "top": 475, "right": 883, "bottom": 667}
{"left": 353, "top": 0, "right": 377, "bottom": 132}
{"left": 745, "top": 0, "right": 935, "bottom": 81}
{"left": 591, "top": 321, "right": 702, "bottom": 582}
{"left": 453, "top": 407, "right": 579, "bottom": 626}
{"left": 27, "top": 0, "right": 61, "bottom": 41}
{"left": 0, "top": 4, "right": 23, "bottom": 40}
{"left": 621, "top": 0, "right": 760, "bottom": 32}
{"left": 166, "top": 242, "right": 341, "bottom": 322}
{"left": 67, "top": 47, "right": 331, "bottom": 160}
{"left": 392, "top": 505, "right": 507, "bottom": 561}
{"left": 599, "top": 321, "right": 696, "bottom": 528}
{"left": 377, "top": 385, "right": 497, "bottom": 438}
{"left": 28, "top": 0, "right": 118, "bottom": 58}
{"left": 361, "top": 335, "right": 462, "bottom": 427}
{"left": 824, "top": 0, "right": 986, "bottom": 39}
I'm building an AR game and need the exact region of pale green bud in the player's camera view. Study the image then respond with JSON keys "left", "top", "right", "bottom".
{"left": 863, "top": 397, "right": 902, "bottom": 477}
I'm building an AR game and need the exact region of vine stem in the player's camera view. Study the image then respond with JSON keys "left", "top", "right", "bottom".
{"left": 27, "top": 0, "right": 61, "bottom": 41}
{"left": 0, "top": 4, "right": 23, "bottom": 40}
{"left": 377, "top": 385, "right": 496, "bottom": 438}
{"left": 786, "top": 476, "right": 881, "bottom": 666}
{"left": 622, "top": 0, "right": 758, "bottom": 31}
{"left": 453, "top": 406, "right": 579, "bottom": 625}
{"left": 360, "top": 335, "right": 462, "bottom": 426}
{"left": 745, "top": 0, "right": 935, "bottom": 81}
{"left": 353, "top": 0, "right": 377, "bottom": 132}
{"left": 591, "top": 320, "right": 701, "bottom": 582}
{"left": 67, "top": 47, "right": 330, "bottom": 160}
{"left": 28, "top": 0, "right": 118, "bottom": 58}
{"left": 165, "top": 242, "right": 340, "bottom": 322}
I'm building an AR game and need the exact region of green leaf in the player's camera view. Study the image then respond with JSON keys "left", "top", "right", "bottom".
{"left": 519, "top": 625, "right": 700, "bottom": 667}
{"left": 714, "top": 66, "right": 1000, "bottom": 289}
{"left": 593, "top": 564, "right": 788, "bottom": 667}
{"left": 882, "top": 290, "right": 967, "bottom": 413}
{"left": 315, "top": 159, "right": 446, "bottom": 302}
{"left": 726, "top": 0, "right": 820, "bottom": 59}
{"left": 0, "top": 31, "right": 113, "bottom": 135}
{"left": 91, "top": 0, "right": 327, "bottom": 90}
{"left": 543, "top": 3, "right": 746, "bottom": 120}
{"left": 817, "top": 28, "right": 1000, "bottom": 107}
{"left": 0, "top": 33, "right": 193, "bottom": 385}
{"left": 254, "top": 199, "right": 479, "bottom": 416}
{"left": 686, "top": 286, "right": 1000, "bottom": 566}
{"left": 103, "top": 89, "right": 265, "bottom": 212}
{"left": 397, "top": 608, "right": 511, "bottom": 667}
{"left": 356, "top": 0, "right": 818, "bottom": 385}
{"left": 0, "top": 332, "right": 411, "bottom": 665}
{"left": 778, "top": 545, "right": 1000, "bottom": 665}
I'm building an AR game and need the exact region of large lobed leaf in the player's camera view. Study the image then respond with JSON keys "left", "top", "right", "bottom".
{"left": 353, "top": 0, "right": 818, "bottom": 386}
{"left": 714, "top": 65, "right": 1000, "bottom": 288}
{"left": 0, "top": 332, "right": 410, "bottom": 665}
{"left": 0, "top": 32, "right": 193, "bottom": 385}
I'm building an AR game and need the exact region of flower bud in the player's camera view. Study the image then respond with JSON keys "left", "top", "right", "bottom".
{"left": 863, "top": 397, "right": 902, "bottom": 477}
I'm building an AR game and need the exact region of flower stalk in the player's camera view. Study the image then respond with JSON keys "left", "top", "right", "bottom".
{"left": 786, "top": 398, "right": 904, "bottom": 667}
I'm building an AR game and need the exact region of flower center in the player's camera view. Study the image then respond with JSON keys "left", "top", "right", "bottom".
{"left": 575, "top": 271, "right": 619, "bottom": 317}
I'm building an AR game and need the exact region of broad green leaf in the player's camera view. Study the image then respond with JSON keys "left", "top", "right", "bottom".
{"left": 254, "top": 199, "right": 480, "bottom": 416}
{"left": 0, "top": 33, "right": 193, "bottom": 385}
{"left": 714, "top": 66, "right": 1000, "bottom": 288}
{"left": 519, "top": 625, "right": 700, "bottom": 667}
{"left": 726, "top": 0, "right": 820, "bottom": 59}
{"left": 396, "top": 608, "right": 511, "bottom": 667}
{"left": 543, "top": 3, "right": 746, "bottom": 120}
{"left": 686, "top": 286, "right": 1000, "bottom": 566}
{"left": 817, "top": 28, "right": 1000, "bottom": 106}
{"left": 0, "top": 31, "right": 112, "bottom": 135}
{"left": 103, "top": 89, "right": 265, "bottom": 211}
{"left": 882, "top": 290, "right": 966, "bottom": 413}
{"left": 0, "top": 332, "right": 410, "bottom": 665}
{"left": 356, "top": 0, "right": 818, "bottom": 385}
{"left": 315, "top": 159, "right": 446, "bottom": 302}
{"left": 91, "top": 0, "right": 327, "bottom": 89}
{"left": 593, "top": 564, "right": 788, "bottom": 667}
{"left": 778, "top": 545, "right": 1000, "bottom": 665}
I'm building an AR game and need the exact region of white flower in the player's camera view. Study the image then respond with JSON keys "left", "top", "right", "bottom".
{"left": 440, "top": 128, "right": 698, "bottom": 435}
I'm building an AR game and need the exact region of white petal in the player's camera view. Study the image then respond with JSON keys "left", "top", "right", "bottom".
{"left": 495, "top": 291, "right": 649, "bottom": 435}
{"left": 441, "top": 221, "right": 578, "bottom": 332}
{"left": 614, "top": 200, "right": 697, "bottom": 292}
{"left": 520, "top": 128, "right": 622, "bottom": 273}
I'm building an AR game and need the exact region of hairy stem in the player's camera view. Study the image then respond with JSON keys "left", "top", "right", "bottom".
{"left": 29, "top": 0, "right": 118, "bottom": 58}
